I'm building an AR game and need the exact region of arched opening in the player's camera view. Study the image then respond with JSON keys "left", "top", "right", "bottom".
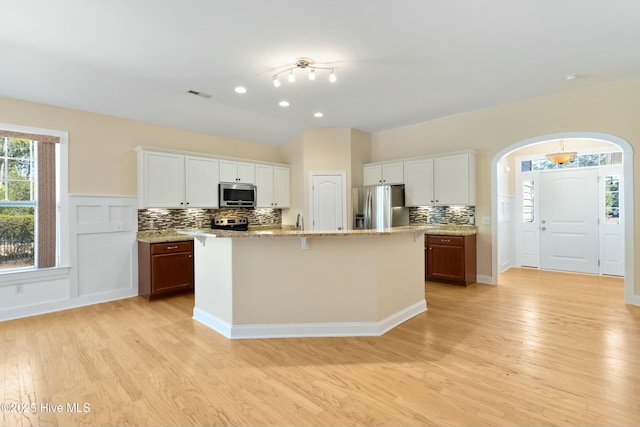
{"left": 490, "top": 132, "right": 636, "bottom": 305}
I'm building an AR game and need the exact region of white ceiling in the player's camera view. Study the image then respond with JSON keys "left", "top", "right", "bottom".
{"left": 2, "top": 0, "right": 640, "bottom": 147}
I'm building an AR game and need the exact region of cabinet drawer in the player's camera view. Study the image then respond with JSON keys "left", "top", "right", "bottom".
{"left": 427, "top": 235, "right": 464, "bottom": 246}
{"left": 151, "top": 241, "right": 193, "bottom": 255}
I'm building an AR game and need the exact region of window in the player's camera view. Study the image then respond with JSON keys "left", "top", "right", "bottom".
{"left": 520, "top": 151, "right": 622, "bottom": 172}
{"left": 0, "top": 130, "right": 59, "bottom": 271}
{"left": 522, "top": 180, "right": 534, "bottom": 223}
{"left": 604, "top": 175, "right": 620, "bottom": 224}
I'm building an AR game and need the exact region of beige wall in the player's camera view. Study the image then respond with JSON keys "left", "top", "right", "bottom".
{"left": 281, "top": 128, "right": 366, "bottom": 228}
{"left": 371, "top": 75, "right": 640, "bottom": 293}
{"left": 0, "top": 96, "right": 284, "bottom": 196}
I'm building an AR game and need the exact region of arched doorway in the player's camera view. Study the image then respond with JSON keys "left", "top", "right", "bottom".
{"left": 490, "top": 132, "right": 636, "bottom": 305}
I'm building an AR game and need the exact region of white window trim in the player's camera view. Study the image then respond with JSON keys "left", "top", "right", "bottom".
{"left": 0, "top": 122, "right": 69, "bottom": 281}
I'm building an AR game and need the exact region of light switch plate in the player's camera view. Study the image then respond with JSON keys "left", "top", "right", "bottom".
{"left": 482, "top": 217, "right": 491, "bottom": 224}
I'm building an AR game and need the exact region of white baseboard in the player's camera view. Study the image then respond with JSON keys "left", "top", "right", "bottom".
{"left": 0, "top": 288, "right": 138, "bottom": 322}
{"left": 193, "top": 299, "right": 427, "bottom": 339}
{"left": 625, "top": 292, "right": 640, "bottom": 306}
{"left": 476, "top": 274, "right": 495, "bottom": 285}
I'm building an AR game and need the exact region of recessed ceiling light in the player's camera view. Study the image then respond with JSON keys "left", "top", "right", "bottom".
{"left": 234, "top": 86, "right": 247, "bottom": 94}
{"left": 279, "top": 100, "right": 290, "bottom": 107}
{"left": 314, "top": 112, "right": 324, "bottom": 118}
{"left": 565, "top": 74, "right": 578, "bottom": 81}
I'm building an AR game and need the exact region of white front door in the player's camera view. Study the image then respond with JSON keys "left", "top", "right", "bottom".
{"left": 539, "top": 168, "right": 599, "bottom": 274}
{"left": 311, "top": 174, "right": 345, "bottom": 231}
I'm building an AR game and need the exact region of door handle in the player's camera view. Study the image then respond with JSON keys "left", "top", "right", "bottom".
{"left": 540, "top": 227, "right": 546, "bottom": 231}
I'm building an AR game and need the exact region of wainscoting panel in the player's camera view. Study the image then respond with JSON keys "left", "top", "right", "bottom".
{"left": 69, "top": 195, "right": 138, "bottom": 300}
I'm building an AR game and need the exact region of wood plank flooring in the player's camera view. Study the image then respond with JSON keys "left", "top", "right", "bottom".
{"left": 1, "top": 268, "right": 639, "bottom": 426}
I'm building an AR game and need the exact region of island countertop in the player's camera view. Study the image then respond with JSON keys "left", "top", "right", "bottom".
{"left": 177, "top": 225, "right": 428, "bottom": 239}
{"left": 138, "top": 224, "right": 477, "bottom": 243}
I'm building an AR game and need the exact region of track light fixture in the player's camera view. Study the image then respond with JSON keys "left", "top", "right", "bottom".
{"left": 272, "top": 58, "right": 337, "bottom": 87}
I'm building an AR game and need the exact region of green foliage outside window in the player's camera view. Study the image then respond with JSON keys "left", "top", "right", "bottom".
{"left": 0, "top": 137, "right": 35, "bottom": 268}
{"left": 0, "top": 210, "right": 34, "bottom": 263}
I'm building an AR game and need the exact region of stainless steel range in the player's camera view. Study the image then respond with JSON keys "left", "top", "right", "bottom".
{"left": 211, "top": 216, "right": 249, "bottom": 231}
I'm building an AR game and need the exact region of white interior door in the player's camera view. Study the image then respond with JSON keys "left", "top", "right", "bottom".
{"left": 539, "top": 169, "right": 599, "bottom": 274}
{"left": 311, "top": 174, "right": 345, "bottom": 231}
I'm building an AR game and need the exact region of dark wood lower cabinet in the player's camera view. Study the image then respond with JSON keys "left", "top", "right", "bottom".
{"left": 425, "top": 234, "right": 476, "bottom": 285}
{"left": 138, "top": 240, "right": 194, "bottom": 299}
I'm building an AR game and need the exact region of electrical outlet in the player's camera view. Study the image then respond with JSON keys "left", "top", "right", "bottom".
{"left": 15, "top": 284, "right": 23, "bottom": 295}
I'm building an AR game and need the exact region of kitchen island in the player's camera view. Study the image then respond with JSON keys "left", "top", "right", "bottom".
{"left": 177, "top": 227, "right": 427, "bottom": 339}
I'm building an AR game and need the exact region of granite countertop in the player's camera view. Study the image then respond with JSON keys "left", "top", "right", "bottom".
{"left": 138, "top": 224, "right": 477, "bottom": 243}
{"left": 422, "top": 225, "right": 477, "bottom": 236}
{"left": 177, "top": 225, "right": 427, "bottom": 239}
{"left": 137, "top": 229, "right": 195, "bottom": 243}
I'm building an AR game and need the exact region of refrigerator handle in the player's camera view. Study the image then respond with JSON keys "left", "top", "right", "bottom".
{"left": 365, "top": 190, "right": 372, "bottom": 229}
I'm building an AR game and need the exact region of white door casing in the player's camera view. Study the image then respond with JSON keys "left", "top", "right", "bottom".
{"left": 310, "top": 173, "right": 346, "bottom": 231}
{"left": 539, "top": 168, "right": 599, "bottom": 274}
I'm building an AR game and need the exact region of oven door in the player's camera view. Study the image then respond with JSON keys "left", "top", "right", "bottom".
{"left": 219, "top": 183, "right": 256, "bottom": 207}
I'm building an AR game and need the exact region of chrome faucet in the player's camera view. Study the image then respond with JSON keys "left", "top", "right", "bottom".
{"left": 296, "top": 213, "right": 304, "bottom": 231}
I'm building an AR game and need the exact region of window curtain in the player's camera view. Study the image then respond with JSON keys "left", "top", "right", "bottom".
{"left": 0, "top": 130, "right": 59, "bottom": 268}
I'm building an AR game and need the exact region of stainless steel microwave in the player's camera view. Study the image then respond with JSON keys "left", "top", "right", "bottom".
{"left": 219, "top": 182, "right": 256, "bottom": 208}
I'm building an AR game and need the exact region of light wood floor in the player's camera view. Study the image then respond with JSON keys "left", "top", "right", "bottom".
{"left": 1, "top": 268, "right": 639, "bottom": 426}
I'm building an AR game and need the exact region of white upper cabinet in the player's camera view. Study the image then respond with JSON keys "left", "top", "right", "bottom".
{"left": 363, "top": 162, "right": 404, "bottom": 185}
{"left": 139, "top": 151, "right": 185, "bottom": 208}
{"left": 184, "top": 156, "right": 220, "bottom": 208}
{"left": 434, "top": 153, "right": 475, "bottom": 206}
{"left": 369, "top": 151, "right": 476, "bottom": 207}
{"left": 256, "top": 164, "right": 290, "bottom": 208}
{"left": 220, "top": 160, "right": 256, "bottom": 184}
{"left": 136, "top": 147, "right": 289, "bottom": 209}
{"left": 137, "top": 150, "right": 220, "bottom": 209}
{"left": 404, "top": 158, "right": 434, "bottom": 207}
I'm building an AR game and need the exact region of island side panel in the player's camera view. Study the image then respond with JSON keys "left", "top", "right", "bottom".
{"left": 376, "top": 232, "right": 426, "bottom": 320}
{"left": 193, "top": 236, "right": 234, "bottom": 325}
{"left": 231, "top": 236, "right": 380, "bottom": 325}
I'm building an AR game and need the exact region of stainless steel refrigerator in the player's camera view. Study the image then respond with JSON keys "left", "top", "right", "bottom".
{"left": 353, "top": 185, "right": 409, "bottom": 230}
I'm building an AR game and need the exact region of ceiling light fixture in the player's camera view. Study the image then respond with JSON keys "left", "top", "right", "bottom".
{"left": 272, "top": 58, "right": 337, "bottom": 87}
{"left": 314, "top": 112, "right": 323, "bottom": 118}
{"left": 546, "top": 140, "right": 577, "bottom": 164}
{"left": 234, "top": 86, "right": 247, "bottom": 94}
{"left": 279, "top": 100, "right": 290, "bottom": 107}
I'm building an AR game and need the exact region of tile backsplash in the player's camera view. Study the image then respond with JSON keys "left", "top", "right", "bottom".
{"left": 409, "top": 206, "right": 475, "bottom": 225}
{"left": 138, "top": 208, "right": 282, "bottom": 231}
{"left": 138, "top": 205, "right": 474, "bottom": 231}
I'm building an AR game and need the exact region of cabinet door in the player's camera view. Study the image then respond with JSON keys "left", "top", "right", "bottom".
{"left": 273, "top": 166, "right": 290, "bottom": 208}
{"left": 185, "top": 156, "right": 219, "bottom": 208}
{"left": 427, "top": 243, "right": 465, "bottom": 282}
{"left": 363, "top": 165, "right": 382, "bottom": 185}
{"left": 382, "top": 162, "right": 404, "bottom": 184}
{"left": 435, "top": 154, "right": 472, "bottom": 205}
{"left": 219, "top": 160, "right": 239, "bottom": 182}
{"left": 237, "top": 162, "right": 256, "bottom": 184}
{"left": 143, "top": 151, "right": 185, "bottom": 208}
{"left": 404, "top": 158, "right": 434, "bottom": 206}
{"left": 151, "top": 251, "right": 194, "bottom": 294}
{"left": 255, "top": 164, "right": 274, "bottom": 208}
